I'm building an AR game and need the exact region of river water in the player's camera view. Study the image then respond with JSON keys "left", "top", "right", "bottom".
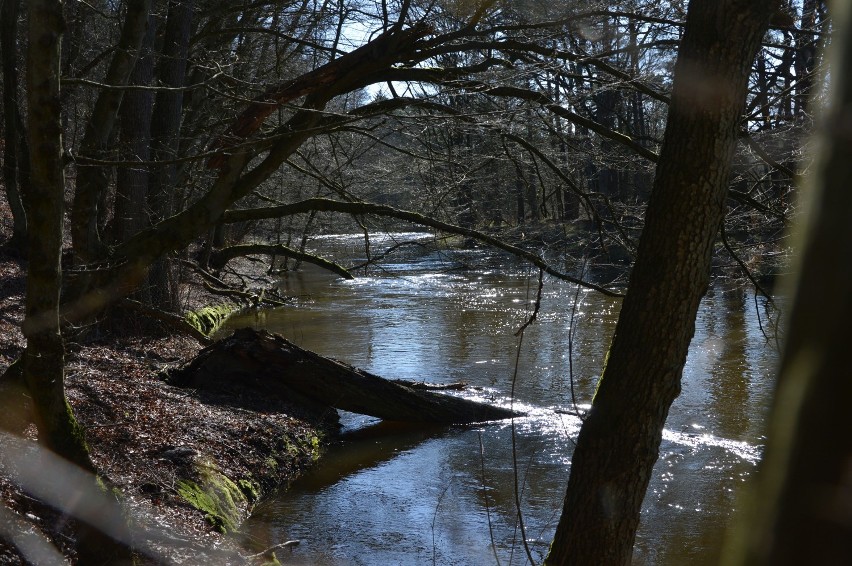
{"left": 226, "top": 232, "right": 779, "bottom": 565}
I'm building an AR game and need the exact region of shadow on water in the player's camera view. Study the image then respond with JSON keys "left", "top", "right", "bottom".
{"left": 289, "top": 419, "right": 453, "bottom": 492}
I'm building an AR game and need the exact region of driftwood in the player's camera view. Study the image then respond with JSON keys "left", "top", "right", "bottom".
{"left": 167, "top": 328, "right": 519, "bottom": 424}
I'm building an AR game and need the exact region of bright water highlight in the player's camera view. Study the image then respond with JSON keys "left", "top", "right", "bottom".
{"left": 227, "top": 233, "right": 778, "bottom": 565}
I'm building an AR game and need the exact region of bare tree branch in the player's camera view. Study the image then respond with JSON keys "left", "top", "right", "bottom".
{"left": 208, "top": 243, "right": 354, "bottom": 279}
{"left": 222, "top": 198, "right": 624, "bottom": 297}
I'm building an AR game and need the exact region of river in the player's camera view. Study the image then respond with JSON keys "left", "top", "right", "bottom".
{"left": 224, "top": 232, "right": 779, "bottom": 565}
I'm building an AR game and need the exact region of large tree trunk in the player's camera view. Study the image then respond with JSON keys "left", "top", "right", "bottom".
{"left": 144, "top": 0, "right": 195, "bottom": 312}
{"left": 70, "top": 0, "right": 152, "bottom": 263}
{"left": 23, "top": 0, "right": 93, "bottom": 472}
{"left": 725, "top": 3, "right": 852, "bottom": 564}
{"left": 112, "top": 13, "right": 157, "bottom": 247}
{"left": 168, "top": 328, "right": 519, "bottom": 424}
{"left": 545, "top": 2, "right": 779, "bottom": 564}
{"left": 149, "top": 0, "right": 193, "bottom": 203}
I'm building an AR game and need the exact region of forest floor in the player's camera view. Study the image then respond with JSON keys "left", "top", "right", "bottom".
{"left": 0, "top": 219, "right": 324, "bottom": 564}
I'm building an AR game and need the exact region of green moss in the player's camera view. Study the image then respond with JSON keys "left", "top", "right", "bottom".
{"left": 237, "top": 478, "right": 260, "bottom": 503}
{"left": 591, "top": 348, "right": 611, "bottom": 403}
{"left": 281, "top": 436, "right": 300, "bottom": 458}
{"left": 283, "top": 431, "right": 324, "bottom": 462}
{"left": 307, "top": 433, "right": 323, "bottom": 461}
{"left": 184, "top": 304, "right": 237, "bottom": 338}
{"left": 47, "top": 398, "right": 94, "bottom": 471}
{"left": 176, "top": 459, "right": 247, "bottom": 534}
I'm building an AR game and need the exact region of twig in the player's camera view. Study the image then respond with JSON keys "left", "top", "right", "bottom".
{"left": 510, "top": 329, "right": 537, "bottom": 566}
{"left": 390, "top": 379, "right": 466, "bottom": 390}
{"left": 478, "top": 432, "right": 502, "bottom": 566}
{"left": 431, "top": 482, "right": 452, "bottom": 566}
{"left": 83, "top": 420, "right": 133, "bottom": 429}
{"left": 515, "top": 269, "right": 545, "bottom": 336}
{"left": 720, "top": 224, "right": 776, "bottom": 307}
{"left": 567, "top": 260, "right": 587, "bottom": 425}
{"left": 243, "top": 540, "right": 300, "bottom": 560}
{"left": 511, "top": 274, "right": 537, "bottom": 565}
{"left": 350, "top": 240, "right": 430, "bottom": 271}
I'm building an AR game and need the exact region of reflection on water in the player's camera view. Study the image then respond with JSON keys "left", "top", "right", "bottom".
{"left": 226, "top": 233, "right": 778, "bottom": 565}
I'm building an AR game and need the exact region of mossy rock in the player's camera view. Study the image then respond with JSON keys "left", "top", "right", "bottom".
{"left": 176, "top": 458, "right": 248, "bottom": 534}
{"left": 184, "top": 304, "right": 237, "bottom": 337}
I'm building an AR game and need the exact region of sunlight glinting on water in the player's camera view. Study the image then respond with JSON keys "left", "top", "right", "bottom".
{"left": 229, "top": 232, "right": 778, "bottom": 566}
{"left": 661, "top": 429, "right": 762, "bottom": 463}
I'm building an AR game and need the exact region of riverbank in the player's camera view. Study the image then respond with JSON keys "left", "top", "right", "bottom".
{"left": 0, "top": 208, "right": 785, "bottom": 564}
{"left": 0, "top": 249, "right": 325, "bottom": 564}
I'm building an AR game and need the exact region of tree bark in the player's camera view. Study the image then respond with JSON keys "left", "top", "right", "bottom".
{"left": 725, "top": 2, "right": 852, "bottom": 563}
{"left": 168, "top": 328, "right": 519, "bottom": 424}
{"left": 23, "top": 0, "right": 94, "bottom": 472}
{"left": 112, "top": 13, "right": 157, "bottom": 246}
{"left": 21, "top": 20, "right": 135, "bottom": 562}
{"left": 149, "top": 0, "right": 193, "bottom": 204}
{"left": 70, "top": 0, "right": 152, "bottom": 263}
{"left": 145, "top": 0, "right": 195, "bottom": 312}
{"left": 1, "top": 0, "right": 30, "bottom": 253}
{"left": 545, "top": 1, "right": 779, "bottom": 564}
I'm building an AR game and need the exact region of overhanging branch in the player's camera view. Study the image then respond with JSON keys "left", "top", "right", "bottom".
{"left": 208, "top": 243, "right": 354, "bottom": 279}
{"left": 223, "top": 199, "right": 624, "bottom": 297}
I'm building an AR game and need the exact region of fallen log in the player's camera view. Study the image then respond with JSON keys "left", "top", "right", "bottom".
{"left": 167, "top": 328, "right": 519, "bottom": 424}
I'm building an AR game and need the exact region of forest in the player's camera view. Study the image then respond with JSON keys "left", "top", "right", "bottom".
{"left": 1, "top": 0, "right": 850, "bottom": 564}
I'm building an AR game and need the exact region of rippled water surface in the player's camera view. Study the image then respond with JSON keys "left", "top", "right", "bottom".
{"left": 226, "top": 232, "right": 779, "bottom": 565}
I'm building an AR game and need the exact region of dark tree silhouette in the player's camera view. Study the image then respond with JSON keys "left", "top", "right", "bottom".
{"left": 546, "top": 1, "right": 780, "bottom": 564}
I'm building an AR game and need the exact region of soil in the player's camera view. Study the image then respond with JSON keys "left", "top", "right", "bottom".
{"left": 0, "top": 219, "right": 324, "bottom": 564}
